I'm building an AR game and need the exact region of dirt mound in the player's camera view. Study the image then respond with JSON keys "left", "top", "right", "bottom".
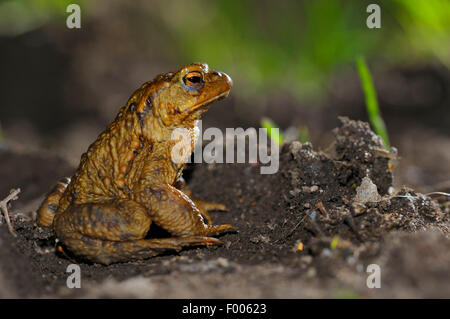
{"left": 0, "top": 117, "right": 448, "bottom": 298}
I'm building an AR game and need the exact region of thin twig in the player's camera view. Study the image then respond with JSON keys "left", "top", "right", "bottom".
{"left": 316, "top": 201, "right": 328, "bottom": 218}
{"left": 425, "top": 192, "right": 450, "bottom": 198}
{"left": 0, "top": 188, "right": 21, "bottom": 236}
{"left": 274, "top": 215, "right": 307, "bottom": 243}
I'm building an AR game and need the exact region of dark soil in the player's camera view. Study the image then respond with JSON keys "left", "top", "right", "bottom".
{"left": 0, "top": 117, "right": 449, "bottom": 298}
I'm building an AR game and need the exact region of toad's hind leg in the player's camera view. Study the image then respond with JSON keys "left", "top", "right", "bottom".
{"left": 62, "top": 235, "right": 223, "bottom": 265}
{"left": 54, "top": 199, "right": 222, "bottom": 265}
{"left": 36, "top": 177, "right": 71, "bottom": 227}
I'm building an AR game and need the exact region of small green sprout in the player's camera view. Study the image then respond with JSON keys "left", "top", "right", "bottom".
{"left": 356, "top": 56, "right": 390, "bottom": 149}
{"left": 261, "top": 117, "right": 284, "bottom": 145}
{"left": 260, "top": 118, "right": 310, "bottom": 145}
{"left": 330, "top": 236, "right": 339, "bottom": 250}
{"left": 334, "top": 287, "right": 361, "bottom": 299}
{"left": 298, "top": 126, "right": 309, "bottom": 143}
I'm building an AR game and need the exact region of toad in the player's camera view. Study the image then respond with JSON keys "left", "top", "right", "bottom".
{"left": 37, "top": 63, "right": 233, "bottom": 265}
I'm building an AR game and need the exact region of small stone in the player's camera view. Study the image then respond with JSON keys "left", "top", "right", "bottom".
{"left": 302, "top": 186, "right": 311, "bottom": 193}
{"left": 306, "top": 267, "right": 317, "bottom": 278}
{"left": 347, "top": 256, "right": 356, "bottom": 265}
{"left": 354, "top": 176, "right": 381, "bottom": 203}
{"left": 321, "top": 248, "right": 333, "bottom": 257}
{"left": 300, "top": 255, "right": 313, "bottom": 264}
{"left": 215, "top": 257, "right": 230, "bottom": 268}
{"left": 356, "top": 264, "right": 364, "bottom": 273}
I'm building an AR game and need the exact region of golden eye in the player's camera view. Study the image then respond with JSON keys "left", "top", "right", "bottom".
{"left": 182, "top": 71, "right": 204, "bottom": 91}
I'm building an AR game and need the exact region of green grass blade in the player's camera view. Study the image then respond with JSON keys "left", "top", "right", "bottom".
{"left": 298, "top": 126, "right": 309, "bottom": 143}
{"left": 261, "top": 117, "right": 283, "bottom": 145}
{"left": 356, "top": 56, "right": 390, "bottom": 149}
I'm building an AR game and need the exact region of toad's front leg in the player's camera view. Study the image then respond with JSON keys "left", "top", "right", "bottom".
{"left": 174, "top": 177, "right": 227, "bottom": 224}
{"left": 133, "top": 183, "right": 233, "bottom": 237}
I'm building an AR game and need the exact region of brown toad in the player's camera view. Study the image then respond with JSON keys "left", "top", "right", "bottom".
{"left": 37, "top": 63, "right": 233, "bottom": 264}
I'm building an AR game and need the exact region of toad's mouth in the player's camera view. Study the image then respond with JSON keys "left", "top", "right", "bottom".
{"left": 190, "top": 90, "right": 231, "bottom": 113}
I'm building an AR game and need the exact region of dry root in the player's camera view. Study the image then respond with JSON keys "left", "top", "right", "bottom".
{"left": 0, "top": 188, "right": 21, "bottom": 236}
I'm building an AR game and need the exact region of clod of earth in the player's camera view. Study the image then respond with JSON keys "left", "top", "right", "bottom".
{"left": 0, "top": 117, "right": 448, "bottom": 298}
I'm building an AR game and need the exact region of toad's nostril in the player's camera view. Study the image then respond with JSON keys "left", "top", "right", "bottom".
{"left": 211, "top": 71, "right": 233, "bottom": 88}
{"left": 222, "top": 72, "right": 233, "bottom": 87}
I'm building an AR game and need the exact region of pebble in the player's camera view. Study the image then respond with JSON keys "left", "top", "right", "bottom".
{"left": 215, "top": 257, "right": 230, "bottom": 268}
{"left": 300, "top": 185, "right": 320, "bottom": 193}
{"left": 306, "top": 267, "right": 317, "bottom": 278}
{"left": 321, "top": 248, "right": 333, "bottom": 257}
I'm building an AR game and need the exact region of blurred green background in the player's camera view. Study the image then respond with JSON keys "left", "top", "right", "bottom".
{"left": 0, "top": 0, "right": 448, "bottom": 99}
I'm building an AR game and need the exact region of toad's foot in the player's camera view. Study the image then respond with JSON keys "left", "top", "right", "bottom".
{"left": 61, "top": 235, "right": 223, "bottom": 265}
{"left": 134, "top": 184, "right": 234, "bottom": 237}
{"left": 36, "top": 177, "right": 71, "bottom": 227}
{"left": 191, "top": 198, "right": 228, "bottom": 212}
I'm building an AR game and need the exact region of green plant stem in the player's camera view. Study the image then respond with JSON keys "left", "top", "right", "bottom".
{"left": 356, "top": 56, "right": 390, "bottom": 149}
{"left": 261, "top": 117, "right": 283, "bottom": 145}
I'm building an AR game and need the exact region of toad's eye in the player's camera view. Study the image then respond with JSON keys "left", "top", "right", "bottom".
{"left": 182, "top": 71, "right": 204, "bottom": 91}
